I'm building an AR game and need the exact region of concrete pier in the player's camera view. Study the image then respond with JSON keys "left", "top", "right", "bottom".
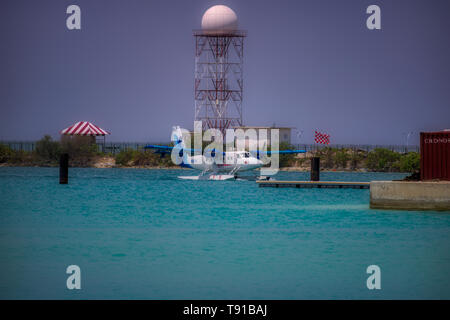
{"left": 370, "top": 181, "right": 450, "bottom": 211}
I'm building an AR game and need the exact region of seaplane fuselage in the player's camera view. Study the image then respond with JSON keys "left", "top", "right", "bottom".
{"left": 180, "top": 151, "right": 263, "bottom": 173}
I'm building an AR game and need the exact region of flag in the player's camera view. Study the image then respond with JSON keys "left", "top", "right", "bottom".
{"left": 314, "top": 131, "right": 330, "bottom": 145}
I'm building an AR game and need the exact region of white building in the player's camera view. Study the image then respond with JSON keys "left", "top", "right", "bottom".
{"left": 232, "top": 126, "right": 293, "bottom": 146}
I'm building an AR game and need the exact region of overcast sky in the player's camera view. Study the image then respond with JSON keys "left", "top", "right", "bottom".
{"left": 1, "top": 0, "right": 449, "bottom": 145}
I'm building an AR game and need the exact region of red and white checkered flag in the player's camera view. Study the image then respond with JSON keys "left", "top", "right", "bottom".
{"left": 314, "top": 131, "right": 330, "bottom": 144}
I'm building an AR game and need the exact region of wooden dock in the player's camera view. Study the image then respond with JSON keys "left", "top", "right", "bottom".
{"left": 256, "top": 180, "right": 370, "bottom": 189}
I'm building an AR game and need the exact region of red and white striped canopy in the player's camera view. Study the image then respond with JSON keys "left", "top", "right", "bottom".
{"left": 61, "top": 121, "right": 110, "bottom": 136}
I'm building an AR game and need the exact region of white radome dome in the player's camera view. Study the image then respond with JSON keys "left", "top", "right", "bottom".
{"left": 201, "top": 5, "right": 238, "bottom": 34}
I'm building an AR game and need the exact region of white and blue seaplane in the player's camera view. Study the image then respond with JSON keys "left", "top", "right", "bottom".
{"left": 144, "top": 126, "right": 306, "bottom": 181}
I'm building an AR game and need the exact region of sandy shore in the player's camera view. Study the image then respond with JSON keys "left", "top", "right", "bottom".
{"left": 0, "top": 155, "right": 372, "bottom": 172}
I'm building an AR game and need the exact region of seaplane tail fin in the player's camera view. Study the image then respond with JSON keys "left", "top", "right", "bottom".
{"left": 146, "top": 125, "right": 195, "bottom": 154}
{"left": 171, "top": 125, "right": 192, "bottom": 165}
{"left": 171, "top": 126, "right": 186, "bottom": 149}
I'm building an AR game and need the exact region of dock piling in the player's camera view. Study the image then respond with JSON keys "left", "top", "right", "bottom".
{"left": 311, "top": 157, "right": 320, "bottom": 181}
{"left": 59, "top": 153, "right": 69, "bottom": 184}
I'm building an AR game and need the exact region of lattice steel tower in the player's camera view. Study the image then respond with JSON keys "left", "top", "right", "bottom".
{"left": 194, "top": 5, "right": 246, "bottom": 133}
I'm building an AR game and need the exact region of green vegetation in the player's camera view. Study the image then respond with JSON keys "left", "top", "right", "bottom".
{"left": 397, "top": 152, "right": 420, "bottom": 173}
{"left": 305, "top": 147, "right": 420, "bottom": 173}
{"left": 114, "top": 149, "right": 176, "bottom": 167}
{"left": 0, "top": 135, "right": 100, "bottom": 167}
{"left": 349, "top": 149, "right": 364, "bottom": 170}
{"left": 35, "top": 135, "right": 61, "bottom": 163}
{"left": 278, "top": 142, "right": 297, "bottom": 167}
{"left": 317, "top": 147, "right": 335, "bottom": 168}
{"left": 60, "top": 136, "right": 100, "bottom": 166}
{"left": 0, "top": 137, "right": 421, "bottom": 174}
{"left": 335, "top": 149, "right": 350, "bottom": 168}
{"left": 366, "top": 148, "right": 401, "bottom": 171}
{"left": 115, "top": 149, "right": 136, "bottom": 166}
{"left": 0, "top": 143, "right": 13, "bottom": 163}
{"left": 1, "top": 136, "right": 62, "bottom": 166}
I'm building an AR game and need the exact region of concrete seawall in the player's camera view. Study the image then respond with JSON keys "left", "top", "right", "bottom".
{"left": 370, "top": 181, "right": 450, "bottom": 211}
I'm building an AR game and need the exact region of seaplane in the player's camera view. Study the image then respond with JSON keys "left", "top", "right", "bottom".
{"left": 144, "top": 126, "right": 306, "bottom": 181}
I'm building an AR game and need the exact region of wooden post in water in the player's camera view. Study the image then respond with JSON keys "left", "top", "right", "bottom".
{"left": 311, "top": 157, "right": 320, "bottom": 181}
{"left": 60, "top": 153, "right": 69, "bottom": 184}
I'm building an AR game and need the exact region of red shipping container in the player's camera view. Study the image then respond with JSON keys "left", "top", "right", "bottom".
{"left": 420, "top": 130, "right": 450, "bottom": 181}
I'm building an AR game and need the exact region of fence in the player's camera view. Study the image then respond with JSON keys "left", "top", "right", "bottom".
{"left": 1, "top": 140, "right": 419, "bottom": 154}
{"left": 98, "top": 142, "right": 167, "bottom": 155}
{"left": 293, "top": 144, "right": 420, "bottom": 153}
{"left": 0, "top": 141, "right": 167, "bottom": 155}
{"left": 0, "top": 141, "right": 37, "bottom": 152}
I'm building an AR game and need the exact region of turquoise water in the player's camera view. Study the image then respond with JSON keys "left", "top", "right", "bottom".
{"left": 0, "top": 167, "right": 449, "bottom": 299}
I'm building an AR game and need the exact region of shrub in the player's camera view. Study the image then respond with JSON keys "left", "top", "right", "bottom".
{"left": 317, "top": 147, "right": 335, "bottom": 168}
{"left": 35, "top": 135, "right": 61, "bottom": 162}
{"left": 61, "top": 136, "right": 98, "bottom": 160}
{"left": 115, "top": 149, "right": 137, "bottom": 166}
{"left": 335, "top": 149, "right": 349, "bottom": 168}
{"left": 349, "top": 149, "right": 364, "bottom": 170}
{"left": 157, "top": 151, "right": 177, "bottom": 167}
{"left": 0, "top": 145, "right": 36, "bottom": 165}
{"left": 114, "top": 149, "right": 176, "bottom": 167}
{"left": 132, "top": 150, "right": 160, "bottom": 166}
{"left": 279, "top": 142, "right": 297, "bottom": 168}
{"left": 366, "top": 148, "right": 401, "bottom": 172}
{"left": 0, "top": 144, "right": 13, "bottom": 163}
{"left": 398, "top": 152, "right": 420, "bottom": 173}
{"left": 8, "top": 150, "right": 35, "bottom": 164}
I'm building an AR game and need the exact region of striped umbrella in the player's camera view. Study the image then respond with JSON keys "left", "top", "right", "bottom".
{"left": 61, "top": 121, "right": 110, "bottom": 136}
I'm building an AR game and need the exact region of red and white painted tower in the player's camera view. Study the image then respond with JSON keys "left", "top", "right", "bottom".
{"left": 194, "top": 5, "right": 246, "bottom": 133}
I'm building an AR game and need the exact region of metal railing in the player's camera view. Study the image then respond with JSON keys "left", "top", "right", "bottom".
{"left": 0, "top": 141, "right": 170, "bottom": 155}
{"left": 97, "top": 142, "right": 168, "bottom": 155}
{"left": 293, "top": 144, "right": 419, "bottom": 153}
{"left": 0, "top": 141, "right": 37, "bottom": 152}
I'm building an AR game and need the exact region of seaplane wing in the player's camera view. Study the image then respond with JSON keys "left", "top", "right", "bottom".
{"left": 144, "top": 144, "right": 174, "bottom": 153}
{"left": 144, "top": 144, "right": 227, "bottom": 156}
{"left": 144, "top": 144, "right": 201, "bottom": 152}
{"left": 249, "top": 149, "right": 307, "bottom": 157}
{"left": 257, "top": 149, "right": 307, "bottom": 154}
{"left": 144, "top": 145, "right": 306, "bottom": 154}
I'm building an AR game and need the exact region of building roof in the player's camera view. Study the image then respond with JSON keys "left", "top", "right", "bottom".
{"left": 61, "top": 121, "right": 110, "bottom": 136}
